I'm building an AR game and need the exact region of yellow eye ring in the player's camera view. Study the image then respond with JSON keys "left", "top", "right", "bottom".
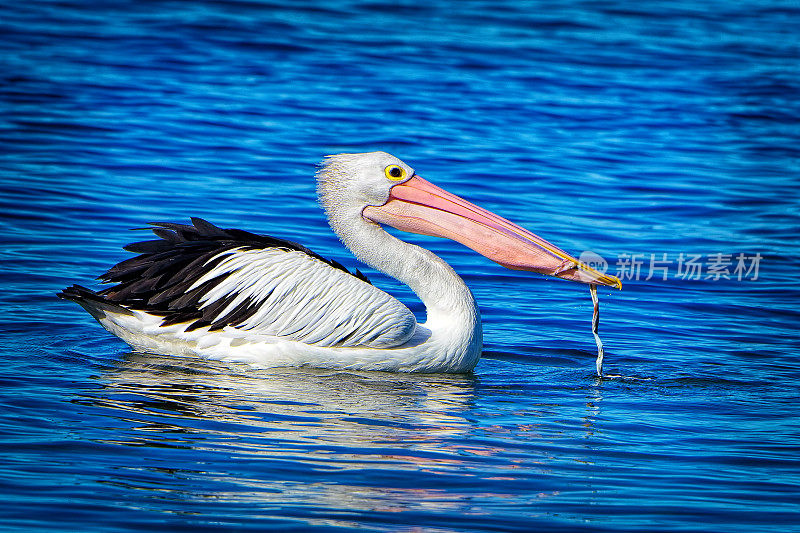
{"left": 384, "top": 164, "right": 407, "bottom": 181}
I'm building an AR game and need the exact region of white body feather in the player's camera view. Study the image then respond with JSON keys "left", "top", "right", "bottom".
{"left": 87, "top": 244, "right": 481, "bottom": 372}
{"left": 70, "top": 152, "right": 484, "bottom": 372}
{"left": 190, "top": 247, "right": 416, "bottom": 348}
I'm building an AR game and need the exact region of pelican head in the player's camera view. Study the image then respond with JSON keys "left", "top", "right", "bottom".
{"left": 317, "top": 151, "right": 621, "bottom": 289}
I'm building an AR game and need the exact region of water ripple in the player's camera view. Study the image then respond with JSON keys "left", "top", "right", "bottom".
{"left": 2, "top": 0, "right": 799, "bottom": 531}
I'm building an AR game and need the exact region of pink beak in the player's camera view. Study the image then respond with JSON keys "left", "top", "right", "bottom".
{"left": 362, "top": 175, "right": 622, "bottom": 289}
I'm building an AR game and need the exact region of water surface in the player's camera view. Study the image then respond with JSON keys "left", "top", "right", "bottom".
{"left": 1, "top": 0, "right": 799, "bottom": 531}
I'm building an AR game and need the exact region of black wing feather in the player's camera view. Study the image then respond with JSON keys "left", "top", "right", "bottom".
{"left": 65, "top": 218, "right": 371, "bottom": 331}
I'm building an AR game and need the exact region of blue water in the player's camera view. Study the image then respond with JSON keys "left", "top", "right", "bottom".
{"left": 2, "top": 0, "right": 799, "bottom": 530}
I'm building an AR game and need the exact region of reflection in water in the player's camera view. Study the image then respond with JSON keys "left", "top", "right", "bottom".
{"left": 82, "top": 352, "right": 526, "bottom": 517}
{"left": 100, "top": 352, "right": 477, "bottom": 440}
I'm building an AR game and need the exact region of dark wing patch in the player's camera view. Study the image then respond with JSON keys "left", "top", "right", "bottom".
{"left": 58, "top": 284, "right": 132, "bottom": 313}
{"left": 88, "top": 218, "right": 370, "bottom": 329}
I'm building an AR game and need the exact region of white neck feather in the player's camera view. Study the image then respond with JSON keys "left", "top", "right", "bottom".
{"left": 316, "top": 156, "right": 483, "bottom": 370}
{"left": 348, "top": 220, "right": 477, "bottom": 319}
{"left": 348, "top": 217, "right": 482, "bottom": 353}
{"left": 328, "top": 206, "right": 482, "bottom": 357}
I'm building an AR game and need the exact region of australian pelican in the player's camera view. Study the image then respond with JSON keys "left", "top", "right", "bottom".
{"left": 59, "top": 152, "right": 620, "bottom": 372}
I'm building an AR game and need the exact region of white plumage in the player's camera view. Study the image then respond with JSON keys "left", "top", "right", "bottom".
{"left": 190, "top": 247, "right": 416, "bottom": 347}
{"left": 60, "top": 151, "right": 620, "bottom": 372}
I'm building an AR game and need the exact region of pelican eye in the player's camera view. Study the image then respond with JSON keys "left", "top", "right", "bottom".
{"left": 384, "top": 164, "right": 406, "bottom": 181}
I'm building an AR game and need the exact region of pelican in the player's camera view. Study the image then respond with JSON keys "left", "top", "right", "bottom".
{"left": 59, "top": 152, "right": 620, "bottom": 372}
